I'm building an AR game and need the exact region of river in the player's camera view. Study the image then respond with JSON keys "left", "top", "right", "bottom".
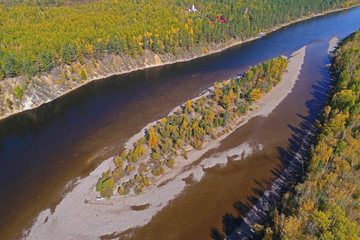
{"left": 1, "top": 6, "right": 360, "bottom": 240}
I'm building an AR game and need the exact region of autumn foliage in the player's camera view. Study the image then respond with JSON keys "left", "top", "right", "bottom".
{"left": 147, "top": 130, "right": 158, "bottom": 147}
{"left": 96, "top": 56, "right": 288, "bottom": 197}
{"left": 260, "top": 30, "right": 360, "bottom": 239}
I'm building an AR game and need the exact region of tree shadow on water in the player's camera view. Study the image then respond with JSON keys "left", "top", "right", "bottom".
{"left": 210, "top": 112, "right": 323, "bottom": 239}
{"left": 210, "top": 227, "right": 225, "bottom": 240}
{"left": 209, "top": 181, "right": 272, "bottom": 240}
{"left": 209, "top": 123, "right": 311, "bottom": 240}
{"left": 210, "top": 59, "right": 333, "bottom": 239}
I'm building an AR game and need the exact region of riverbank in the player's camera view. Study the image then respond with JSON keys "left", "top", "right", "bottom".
{"left": 226, "top": 37, "right": 339, "bottom": 240}
{"left": 23, "top": 46, "right": 306, "bottom": 240}
{"left": 0, "top": 5, "right": 356, "bottom": 121}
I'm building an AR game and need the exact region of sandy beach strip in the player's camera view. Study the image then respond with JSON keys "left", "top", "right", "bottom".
{"left": 24, "top": 46, "right": 306, "bottom": 240}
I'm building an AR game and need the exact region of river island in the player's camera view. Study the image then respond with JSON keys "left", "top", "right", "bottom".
{"left": 25, "top": 46, "right": 305, "bottom": 239}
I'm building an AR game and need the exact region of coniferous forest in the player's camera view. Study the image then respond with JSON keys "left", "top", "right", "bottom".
{"left": 0, "top": 0, "right": 358, "bottom": 80}
{"left": 256, "top": 29, "right": 360, "bottom": 240}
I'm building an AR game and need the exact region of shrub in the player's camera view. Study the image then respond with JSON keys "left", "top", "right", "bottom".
{"left": 6, "top": 98, "right": 13, "bottom": 109}
{"left": 134, "top": 185, "right": 143, "bottom": 195}
{"left": 80, "top": 67, "right": 87, "bottom": 80}
{"left": 125, "top": 165, "right": 135, "bottom": 175}
{"left": 152, "top": 166, "right": 164, "bottom": 176}
{"left": 14, "top": 85, "right": 24, "bottom": 100}
{"left": 175, "top": 139, "right": 183, "bottom": 150}
{"left": 166, "top": 158, "right": 175, "bottom": 168}
{"left": 96, "top": 171, "right": 115, "bottom": 199}
{"left": 118, "top": 187, "right": 125, "bottom": 195}
{"left": 191, "top": 138, "right": 202, "bottom": 150}
{"left": 135, "top": 174, "right": 143, "bottom": 183}
{"left": 138, "top": 162, "right": 149, "bottom": 174}
{"left": 181, "top": 151, "right": 188, "bottom": 160}
{"left": 112, "top": 167, "right": 125, "bottom": 180}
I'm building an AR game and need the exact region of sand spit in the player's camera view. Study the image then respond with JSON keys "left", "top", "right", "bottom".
{"left": 226, "top": 37, "right": 339, "bottom": 240}
{"left": 328, "top": 36, "right": 339, "bottom": 60}
{"left": 24, "top": 47, "right": 306, "bottom": 240}
{"left": 200, "top": 143, "right": 263, "bottom": 169}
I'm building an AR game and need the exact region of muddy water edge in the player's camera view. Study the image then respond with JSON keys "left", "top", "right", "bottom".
{"left": 1, "top": 6, "right": 360, "bottom": 240}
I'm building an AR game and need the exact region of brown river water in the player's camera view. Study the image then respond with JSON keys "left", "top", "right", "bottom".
{"left": 120, "top": 38, "right": 331, "bottom": 240}
{"left": 1, "top": 7, "right": 360, "bottom": 240}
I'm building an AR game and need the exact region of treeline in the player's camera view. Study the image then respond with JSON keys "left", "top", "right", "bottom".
{"left": 0, "top": 0, "right": 357, "bottom": 80}
{"left": 96, "top": 56, "right": 288, "bottom": 198}
{"left": 255, "top": 30, "right": 360, "bottom": 239}
{"left": 0, "top": 0, "right": 84, "bottom": 6}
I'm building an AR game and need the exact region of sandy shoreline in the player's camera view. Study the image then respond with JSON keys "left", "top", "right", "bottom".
{"left": 226, "top": 37, "right": 339, "bottom": 240}
{"left": 24, "top": 46, "right": 306, "bottom": 240}
{"left": 1, "top": 5, "right": 355, "bottom": 122}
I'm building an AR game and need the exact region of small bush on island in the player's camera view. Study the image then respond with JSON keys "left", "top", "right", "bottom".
{"left": 166, "top": 158, "right": 175, "bottom": 168}
{"left": 181, "top": 151, "right": 188, "bottom": 160}
{"left": 134, "top": 185, "right": 143, "bottom": 195}
{"left": 152, "top": 166, "right": 165, "bottom": 176}
{"left": 191, "top": 138, "right": 203, "bottom": 150}
{"left": 96, "top": 171, "right": 115, "bottom": 199}
{"left": 80, "top": 67, "right": 87, "bottom": 80}
{"left": 112, "top": 167, "right": 125, "bottom": 180}
{"left": 125, "top": 165, "right": 135, "bottom": 175}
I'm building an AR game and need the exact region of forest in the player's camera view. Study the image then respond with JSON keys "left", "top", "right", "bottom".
{"left": 0, "top": 0, "right": 85, "bottom": 6}
{"left": 0, "top": 0, "right": 358, "bottom": 80}
{"left": 96, "top": 56, "right": 288, "bottom": 198}
{"left": 255, "top": 30, "right": 360, "bottom": 239}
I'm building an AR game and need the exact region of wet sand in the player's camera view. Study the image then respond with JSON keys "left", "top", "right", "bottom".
{"left": 24, "top": 47, "right": 306, "bottom": 240}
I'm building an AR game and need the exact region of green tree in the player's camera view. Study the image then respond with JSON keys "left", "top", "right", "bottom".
{"left": 38, "top": 52, "right": 53, "bottom": 72}
{"left": 23, "top": 57, "right": 37, "bottom": 77}
{"left": 62, "top": 44, "right": 75, "bottom": 65}
{"left": 80, "top": 67, "right": 87, "bottom": 80}
{"left": 4, "top": 55, "right": 17, "bottom": 77}
{"left": 14, "top": 85, "right": 24, "bottom": 100}
{"left": 96, "top": 171, "right": 115, "bottom": 199}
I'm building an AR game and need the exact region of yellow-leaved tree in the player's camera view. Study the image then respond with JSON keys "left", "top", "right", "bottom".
{"left": 248, "top": 88, "right": 262, "bottom": 101}
{"left": 147, "top": 129, "right": 157, "bottom": 147}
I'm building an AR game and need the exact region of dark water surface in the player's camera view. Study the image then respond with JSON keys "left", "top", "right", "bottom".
{"left": 1, "top": 7, "right": 360, "bottom": 240}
